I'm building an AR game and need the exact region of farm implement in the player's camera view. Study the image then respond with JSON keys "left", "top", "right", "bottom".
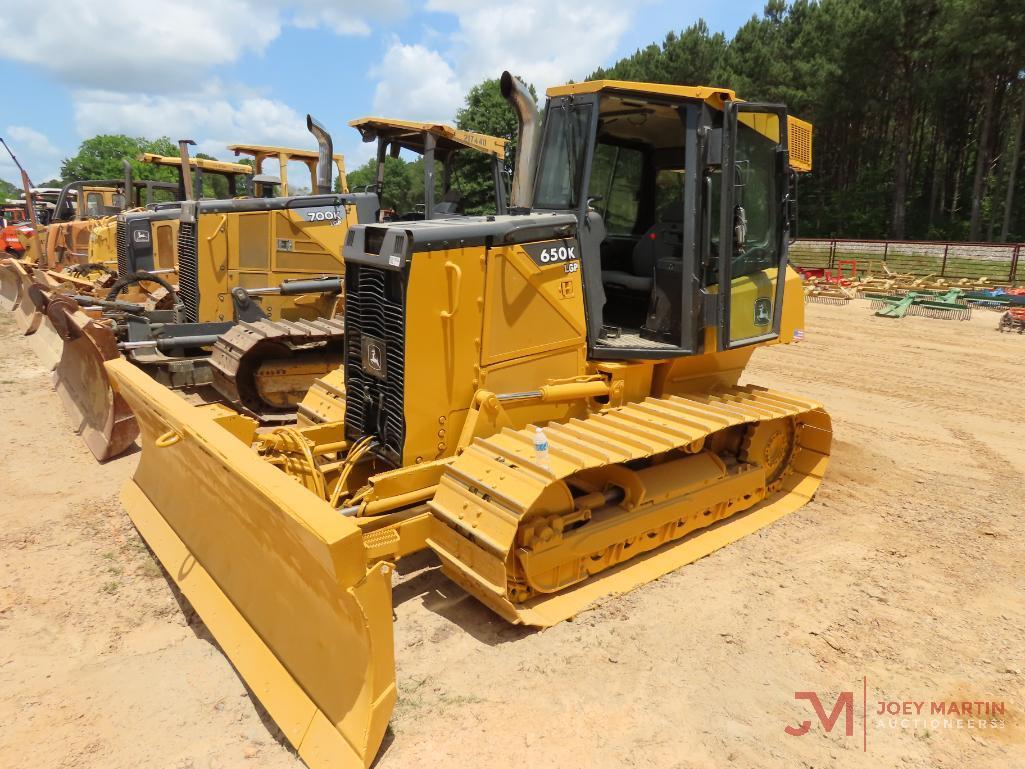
{"left": 866, "top": 288, "right": 973, "bottom": 320}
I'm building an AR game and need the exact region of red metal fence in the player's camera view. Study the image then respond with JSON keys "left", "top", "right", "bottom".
{"left": 790, "top": 238, "right": 1023, "bottom": 283}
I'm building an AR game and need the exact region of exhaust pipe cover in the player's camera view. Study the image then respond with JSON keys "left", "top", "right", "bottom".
{"left": 500, "top": 71, "right": 541, "bottom": 210}
{"left": 307, "top": 114, "right": 334, "bottom": 194}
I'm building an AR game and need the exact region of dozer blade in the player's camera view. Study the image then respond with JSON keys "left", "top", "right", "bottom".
{"left": 0, "top": 258, "right": 23, "bottom": 311}
{"left": 429, "top": 386, "right": 833, "bottom": 627}
{"left": 104, "top": 359, "right": 396, "bottom": 769}
{"left": 26, "top": 286, "right": 72, "bottom": 371}
{"left": 49, "top": 297, "right": 139, "bottom": 461}
{"left": 12, "top": 264, "right": 45, "bottom": 334}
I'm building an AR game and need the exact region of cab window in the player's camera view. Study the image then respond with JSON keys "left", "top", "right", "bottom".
{"left": 84, "top": 192, "right": 103, "bottom": 216}
{"left": 588, "top": 143, "right": 643, "bottom": 235}
{"left": 533, "top": 102, "right": 593, "bottom": 210}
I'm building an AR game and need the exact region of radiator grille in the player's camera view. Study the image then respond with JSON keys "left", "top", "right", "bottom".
{"left": 177, "top": 221, "right": 200, "bottom": 322}
{"left": 116, "top": 219, "right": 129, "bottom": 276}
{"left": 344, "top": 264, "right": 406, "bottom": 465}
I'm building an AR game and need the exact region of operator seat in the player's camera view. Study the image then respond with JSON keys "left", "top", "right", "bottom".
{"left": 601, "top": 199, "right": 685, "bottom": 293}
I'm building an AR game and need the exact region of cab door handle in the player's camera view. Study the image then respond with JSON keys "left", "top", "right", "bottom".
{"left": 441, "top": 261, "right": 461, "bottom": 320}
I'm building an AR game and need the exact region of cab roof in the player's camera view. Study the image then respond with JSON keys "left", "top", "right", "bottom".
{"left": 227, "top": 144, "right": 345, "bottom": 167}
{"left": 549, "top": 80, "right": 813, "bottom": 172}
{"left": 547, "top": 80, "right": 737, "bottom": 109}
{"left": 349, "top": 117, "right": 507, "bottom": 160}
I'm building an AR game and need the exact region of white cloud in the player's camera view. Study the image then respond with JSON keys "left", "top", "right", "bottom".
{"left": 286, "top": 0, "right": 407, "bottom": 36}
{"left": 370, "top": 42, "right": 464, "bottom": 122}
{"left": 0, "top": 0, "right": 406, "bottom": 92}
{"left": 6, "top": 126, "right": 60, "bottom": 159}
{"left": 366, "top": 0, "right": 636, "bottom": 126}
{"left": 71, "top": 85, "right": 327, "bottom": 187}
{"left": 73, "top": 86, "right": 311, "bottom": 148}
{"left": 1, "top": 1, "right": 277, "bottom": 91}
{"left": 428, "top": 0, "right": 634, "bottom": 93}
{"left": 1, "top": 126, "right": 64, "bottom": 185}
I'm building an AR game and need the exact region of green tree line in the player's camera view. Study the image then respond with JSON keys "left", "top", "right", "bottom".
{"left": 0, "top": 135, "right": 241, "bottom": 203}
{"left": 11, "top": 0, "right": 1023, "bottom": 242}
{"left": 593, "top": 0, "right": 1025, "bottom": 241}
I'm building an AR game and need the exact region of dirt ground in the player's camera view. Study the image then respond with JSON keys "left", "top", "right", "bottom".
{"left": 1, "top": 299, "right": 1023, "bottom": 769}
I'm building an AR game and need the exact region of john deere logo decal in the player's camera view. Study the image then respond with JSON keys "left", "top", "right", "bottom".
{"left": 362, "top": 335, "right": 387, "bottom": 379}
{"left": 754, "top": 297, "right": 772, "bottom": 326}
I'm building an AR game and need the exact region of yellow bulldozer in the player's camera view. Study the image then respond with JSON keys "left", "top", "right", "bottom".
{"left": 0, "top": 151, "right": 254, "bottom": 357}
{"left": 21, "top": 117, "right": 511, "bottom": 462}
{"left": 104, "top": 72, "right": 831, "bottom": 768}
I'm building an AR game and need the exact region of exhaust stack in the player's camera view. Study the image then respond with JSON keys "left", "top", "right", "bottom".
{"left": 177, "top": 139, "right": 197, "bottom": 201}
{"left": 122, "top": 159, "right": 133, "bottom": 208}
{"left": 500, "top": 71, "right": 541, "bottom": 210}
{"left": 307, "top": 114, "right": 334, "bottom": 194}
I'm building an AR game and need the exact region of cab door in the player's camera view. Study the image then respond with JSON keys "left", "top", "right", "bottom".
{"left": 716, "top": 102, "right": 790, "bottom": 350}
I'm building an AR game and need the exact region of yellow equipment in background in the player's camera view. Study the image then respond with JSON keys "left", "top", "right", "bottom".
{"left": 42, "top": 119, "right": 365, "bottom": 461}
{"left": 349, "top": 116, "right": 508, "bottom": 218}
{"left": 36, "top": 177, "right": 178, "bottom": 269}
{"left": 105, "top": 72, "right": 831, "bottom": 769}
{"left": 228, "top": 143, "right": 348, "bottom": 196}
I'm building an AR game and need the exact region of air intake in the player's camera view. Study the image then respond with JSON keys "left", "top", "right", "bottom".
{"left": 115, "top": 219, "right": 129, "bottom": 276}
{"left": 176, "top": 220, "right": 200, "bottom": 322}
{"left": 343, "top": 264, "right": 406, "bottom": 466}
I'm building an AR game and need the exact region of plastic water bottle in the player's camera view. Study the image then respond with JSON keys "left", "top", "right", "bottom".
{"left": 534, "top": 426, "right": 550, "bottom": 469}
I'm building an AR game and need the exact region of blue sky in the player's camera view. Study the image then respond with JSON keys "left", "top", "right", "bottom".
{"left": 1, "top": 0, "right": 764, "bottom": 189}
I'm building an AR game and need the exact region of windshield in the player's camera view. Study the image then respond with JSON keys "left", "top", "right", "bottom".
{"left": 533, "top": 101, "right": 593, "bottom": 210}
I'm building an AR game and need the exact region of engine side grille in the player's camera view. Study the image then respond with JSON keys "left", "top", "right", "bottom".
{"left": 344, "top": 264, "right": 406, "bottom": 466}
{"left": 116, "top": 219, "right": 129, "bottom": 276}
{"left": 177, "top": 220, "right": 200, "bottom": 322}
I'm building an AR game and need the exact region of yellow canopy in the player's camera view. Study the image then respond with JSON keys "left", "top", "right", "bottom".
{"left": 138, "top": 153, "right": 254, "bottom": 175}
{"left": 349, "top": 117, "right": 507, "bottom": 160}
{"left": 226, "top": 145, "right": 347, "bottom": 194}
{"left": 548, "top": 80, "right": 736, "bottom": 109}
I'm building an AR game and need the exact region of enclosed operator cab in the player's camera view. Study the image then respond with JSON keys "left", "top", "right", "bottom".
{"left": 533, "top": 80, "right": 812, "bottom": 359}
